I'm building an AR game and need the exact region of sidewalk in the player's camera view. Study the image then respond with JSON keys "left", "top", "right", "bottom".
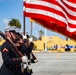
{"left": 32, "top": 50, "right": 59, "bottom": 53}
{"left": 32, "top": 49, "right": 75, "bottom": 53}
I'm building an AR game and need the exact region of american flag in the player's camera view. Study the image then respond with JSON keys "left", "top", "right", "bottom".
{"left": 23, "top": 0, "right": 76, "bottom": 40}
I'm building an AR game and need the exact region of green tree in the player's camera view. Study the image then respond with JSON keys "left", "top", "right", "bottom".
{"left": 32, "top": 35, "right": 37, "bottom": 41}
{"left": 38, "top": 30, "right": 44, "bottom": 40}
{"left": 8, "top": 18, "right": 21, "bottom": 29}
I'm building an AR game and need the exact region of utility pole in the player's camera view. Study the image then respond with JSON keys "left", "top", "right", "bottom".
{"left": 30, "top": 21, "right": 33, "bottom": 37}
{"left": 45, "top": 28, "right": 47, "bottom": 51}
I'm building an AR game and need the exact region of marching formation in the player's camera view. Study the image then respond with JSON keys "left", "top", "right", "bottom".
{"left": 0, "top": 26, "right": 38, "bottom": 75}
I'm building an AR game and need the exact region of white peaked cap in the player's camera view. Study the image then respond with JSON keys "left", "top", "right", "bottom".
{"left": 4, "top": 26, "right": 19, "bottom": 32}
{"left": 29, "top": 37, "right": 33, "bottom": 42}
{"left": 23, "top": 35, "right": 27, "bottom": 39}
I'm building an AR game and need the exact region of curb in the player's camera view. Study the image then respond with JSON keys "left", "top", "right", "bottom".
{"left": 32, "top": 50, "right": 41, "bottom": 53}
{"left": 48, "top": 50, "right": 59, "bottom": 53}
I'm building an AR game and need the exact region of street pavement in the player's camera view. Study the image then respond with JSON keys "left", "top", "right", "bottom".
{"left": 0, "top": 51, "right": 76, "bottom": 75}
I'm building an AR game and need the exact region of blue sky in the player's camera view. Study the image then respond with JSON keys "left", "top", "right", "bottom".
{"left": 0, "top": 0, "right": 66, "bottom": 39}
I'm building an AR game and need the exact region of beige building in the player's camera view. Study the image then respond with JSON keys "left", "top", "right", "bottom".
{"left": 33, "top": 36, "right": 76, "bottom": 52}
{"left": 0, "top": 36, "right": 76, "bottom": 52}
{"left": 0, "top": 38, "right": 5, "bottom": 46}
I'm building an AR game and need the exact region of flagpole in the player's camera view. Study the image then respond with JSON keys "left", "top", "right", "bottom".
{"left": 23, "top": 16, "right": 26, "bottom": 35}
{"left": 45, "top": 28, "right": 47, "bottom": 51}
{"left": 23, "top": 0, "right": 26, "bottom": 35}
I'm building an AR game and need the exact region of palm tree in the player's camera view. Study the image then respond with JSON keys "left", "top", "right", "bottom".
{"left": 38, "top": 30, "right": 44, "bottom": 40}
{"left": 8, "top": 18, "right": 21, "bottom": 29}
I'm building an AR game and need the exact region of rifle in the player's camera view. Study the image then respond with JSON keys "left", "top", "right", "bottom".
{"left": 0, "top": 31, "right": 32, "bottom": 73}
{"left": 29, "top": 42, "right": 38, "bottom": 63}
{"left": 0, "top": 31, "right": 23, "bottom": 57}
{"left": 15, "top": 33, "right": 38, "bottom": 63}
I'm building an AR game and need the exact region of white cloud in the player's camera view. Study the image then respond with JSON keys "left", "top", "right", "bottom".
{"left": 3, "top": 19, "right": 9, "bottom": 26}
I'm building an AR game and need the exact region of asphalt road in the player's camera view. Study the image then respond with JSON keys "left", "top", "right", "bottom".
{"left": 0, "top": 51, "right": 76, "bottom": 75}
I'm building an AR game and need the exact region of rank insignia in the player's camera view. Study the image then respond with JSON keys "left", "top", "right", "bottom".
{"left": 2, "top": 48, "right": 8, "bottom": 52}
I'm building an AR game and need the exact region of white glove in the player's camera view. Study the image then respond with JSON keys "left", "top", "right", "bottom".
{"left": 22, "top": 56, "right": 27, "bottom": 63}
{"left": 34, "top": 59, "right": 38, "bottom": 63}
{"left": 23, "top": 64, "right": 27, "bottom": 69}
{"left": 28, "top": 65, "right": 32, "bottom": 70}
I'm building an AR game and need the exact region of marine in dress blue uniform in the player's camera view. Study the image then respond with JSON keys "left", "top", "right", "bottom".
{"left": 0, "top": 26, "right": 28, "bottom": 75}
{"left": 0, "top": 41, "right": 22, "bottom": 75}
{"left": 15, "top": 33, "right": 33, "bottom": 75}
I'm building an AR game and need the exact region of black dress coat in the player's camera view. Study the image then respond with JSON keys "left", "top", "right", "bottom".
{"left": 0, "top": 42, "right": 22, "bottom": 75}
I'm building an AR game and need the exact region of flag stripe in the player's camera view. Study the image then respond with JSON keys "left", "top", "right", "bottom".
{"left": 25, "top": 3, "right": 76, "bottom": 24}
{"left": 24, "top": 11, "right": 66, "bottom": 27}
{"left": 24, "top": 11, "right": 76, "bottom": 32}
{"left": 25, "top": 0, "right": 76, "bottom": 16}
{"left": 56, "top": 0, "right": 76, "bottom": 16}
{"left": 25, "top": 3, "right": 66, "bottom": 19}
{"left": 24, "top": 7, "right": 76, "bottom": 28}
{"left": 24, "top": 0, "right": 76, "bottom": 20}
{"left": 24, "top": 0, "right": 76, "bottom": 24}
{"left": 24, "top": 0, "right": 76, "bottom": 32}
{"left": 62, "top": 0, "right": 76, "bottom": 10}
{"left": 63, "top": 0, "right": 76, "bottom": 5}
{"left": 25, "top": 8, "right": 67, "bottom": 24}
